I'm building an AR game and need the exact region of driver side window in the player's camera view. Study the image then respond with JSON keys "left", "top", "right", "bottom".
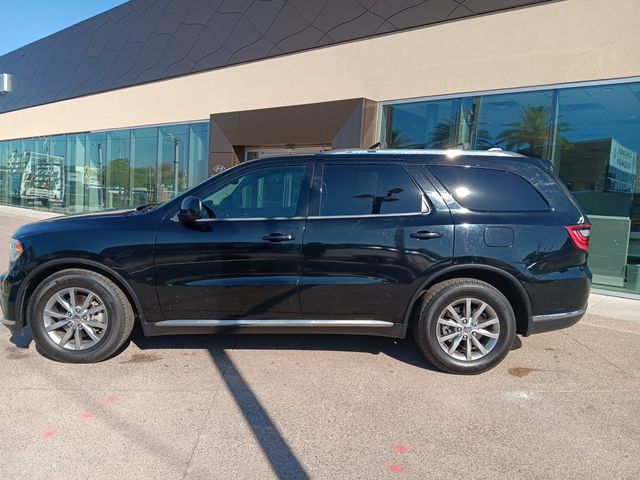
{"left": 203, "top": 165, "right": 306, "bottom": 219}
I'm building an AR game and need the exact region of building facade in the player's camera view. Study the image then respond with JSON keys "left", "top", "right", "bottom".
{"left": 0, "top": 0, "right": 639, "bottom": 296}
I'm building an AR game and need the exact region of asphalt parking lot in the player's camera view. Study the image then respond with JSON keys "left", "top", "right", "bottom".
{"left": 1, "top": 206, "right": 639, "bottom": 479}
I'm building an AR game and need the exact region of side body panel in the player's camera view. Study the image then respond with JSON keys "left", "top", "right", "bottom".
{"left": 152, "top": 160, "right": 313, "bottom": 321}
{"left": 299, "top": 160, "right": 454, "bottom": 325}
{"left": 153, "top": 217, "right": 305, "bottom": 320}
{"left": 423, "top": 160, "right": 591, "bottom": 319}
{"left": 3, "top": 210, "right": 164, "bottom": 328}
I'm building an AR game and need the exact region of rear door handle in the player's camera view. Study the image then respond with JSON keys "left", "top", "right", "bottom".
{"left": 410, "top": 230, "right": 443, "bottom": 240}
{"left": 263, "top": 233, "right": 295, "bottom": 242}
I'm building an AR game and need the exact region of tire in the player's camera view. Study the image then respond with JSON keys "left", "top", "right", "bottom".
{"left": 28, "top": 269, "right": 135, "bottom": 363}
{"left": 414, "top": 278, "right": 516, "bottom": 374}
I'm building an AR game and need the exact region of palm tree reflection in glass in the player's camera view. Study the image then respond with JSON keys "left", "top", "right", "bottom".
{"left": 497, "top": 106, "right": 571, "bottom": 158}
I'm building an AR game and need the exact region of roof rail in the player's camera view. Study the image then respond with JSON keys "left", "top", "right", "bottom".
{"left": 321, "top": 148, "right": 524, "bottom": 157}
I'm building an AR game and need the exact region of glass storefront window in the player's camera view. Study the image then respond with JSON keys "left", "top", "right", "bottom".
{"left": 159, "top": 125, "right": 189, "bottom": 202}
{"left": 106, "top": 130, "right": 131, "bottom": 209}
{"left": 384, "top": 91, "right": 556, "bottom": 156}
{"left": 47, "top": 135, "right": 67, "bottom": 213}
{"left": 473, "top": 90, "right": 555, "bottom": 158}
{"left": 382, "top": 81, "right": 640, "bottom": 296}
{"left": 6, "top": 139, "right": 24, "bottom": 207}
{"left": 0, "top": 121, "right": 210, "bottom": 214}
{"left": 131, "top": 127, "right": 159, "bottom": 206}
{"left": 553, "top": 83, "right": 640, "bottom": 293}
{"left": 66, "top": 134, "right": 87, "bottom": 213}
{"left": 189, "top": 123, "right": 209, "bottom": 187}
{"left": 0, "top": 141, "right": 9, "bottom": 205}
{"left": 86, "top": 132, "right": 107, "bottom": 212}
{"left": 383, "top": 97, "right": 475, "bottom": 149}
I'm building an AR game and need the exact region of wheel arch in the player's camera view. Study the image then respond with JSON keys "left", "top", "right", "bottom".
{"left": 403, "top": 265, "right": 532, "bottom": 336}
{"left": 17, "top": 259, "right": 145, "bottom": 330}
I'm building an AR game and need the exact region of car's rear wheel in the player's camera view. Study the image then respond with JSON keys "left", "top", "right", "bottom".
{"left": 414, "top": 278, "right": 516, "bottom": 374}
{"left": 28, "top": 269, "right": 135, "bottom": 363}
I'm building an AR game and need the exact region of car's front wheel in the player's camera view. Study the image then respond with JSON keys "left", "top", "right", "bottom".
{"left": 28, "top": 269, "right": 135, "bottom": 363}
{"left": 414, "top": 278, "right": 516, "bottom": 374}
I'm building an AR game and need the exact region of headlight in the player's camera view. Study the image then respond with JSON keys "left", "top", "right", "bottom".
{"left": 9, "top": 239, "right": 23, "bottom": 263}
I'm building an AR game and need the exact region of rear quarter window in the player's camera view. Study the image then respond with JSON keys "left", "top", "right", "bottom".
{"left": 430, "top": 166, "right": 548, "bottom": 212}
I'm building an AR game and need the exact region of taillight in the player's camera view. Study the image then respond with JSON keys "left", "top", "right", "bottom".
{"left": 566, "top": 224, "right": 591, "bottom": 251}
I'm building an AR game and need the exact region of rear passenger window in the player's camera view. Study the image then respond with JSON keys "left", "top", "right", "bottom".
{"left": 430, "top": 166, "right": 548, "bottom": 212}
{"left": 319, "top": 164, "right": 423, "bottom": 216}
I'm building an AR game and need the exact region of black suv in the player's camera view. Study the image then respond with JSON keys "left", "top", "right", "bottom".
{"left": 1, "top": 150, "right": 591, "bottom": 373}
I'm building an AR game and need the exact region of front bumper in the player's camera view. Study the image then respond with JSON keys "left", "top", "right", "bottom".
{"left": 0, "top": 272, "right": 17, "bottom": 334}
{"left": 1, "top": 317, "right": 16, "bottom": 330}
{"left": 527, "top": 307, "right": 586, "bottom": 335}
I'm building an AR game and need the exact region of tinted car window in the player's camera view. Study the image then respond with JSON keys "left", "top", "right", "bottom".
{"left": 203, "top": 166, "right": 305, "bottom": 218}
{"left": 319, "top": 164, "right": 423, "bottom": 216}
{"left": 430, "top": 166, "right": 548, "bottom": 212}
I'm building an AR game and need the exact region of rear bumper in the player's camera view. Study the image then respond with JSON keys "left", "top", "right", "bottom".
{"left": 523, "top": 264, "right": 591, "bottom": 336}
{"left": 526, "top": 307, "right": 586, "bottom": 335}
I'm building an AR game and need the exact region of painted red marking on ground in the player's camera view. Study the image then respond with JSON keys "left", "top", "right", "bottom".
{"left": 388, "top": 463, "right": 404, "bottom": 473}
{"left": 100, "top": 396, "right": 117, "bottom": 405}
{"left": 80, "top": 412, "right": 94, "bottom": 419}
{"left": 392, "top": 444, "right": 410, "bottom": 454}
{"left": 41, "top": 428, "right": 56, "bottom": 439}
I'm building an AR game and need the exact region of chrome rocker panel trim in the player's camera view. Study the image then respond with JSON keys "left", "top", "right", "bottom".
{"left": 154, "top": 319, "right": 394, "bottom": 328}
{"left": 142, "top": 318, "right": 403, "bottom": 338}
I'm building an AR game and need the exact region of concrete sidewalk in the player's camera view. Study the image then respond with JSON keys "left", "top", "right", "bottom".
{"left": 588, "top": 293, "right": 639, "bottom": 322}
{"left": 0, "top": 204, "right": 60, "bottom": 220}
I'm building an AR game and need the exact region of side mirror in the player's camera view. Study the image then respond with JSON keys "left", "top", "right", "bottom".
{"left": 178, "top": 196, "right": 204, "bottom": 224}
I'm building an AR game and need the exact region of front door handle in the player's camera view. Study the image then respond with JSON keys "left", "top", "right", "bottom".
{"left": 410, "top": 230, "right": 443, "bottom": 240}
{"left": 263, "top": 233, "right": 295, "bottom": 242}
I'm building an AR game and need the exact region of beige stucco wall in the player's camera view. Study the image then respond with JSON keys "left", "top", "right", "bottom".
{"left": 1, "top": 0, "right": 639, "bottom": 141}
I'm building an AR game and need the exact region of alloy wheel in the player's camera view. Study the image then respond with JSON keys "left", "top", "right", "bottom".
{"left": 42, "top": 287, "right": 109, "bottom": 350}
{"left": 436, "top": 297, "right": 500, "bottom": 361}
